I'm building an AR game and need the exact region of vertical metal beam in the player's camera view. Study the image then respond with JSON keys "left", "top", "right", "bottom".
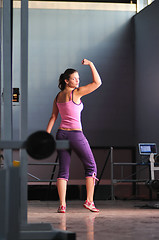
{"left": 0, "top": 169, "right": 7, "bottom": 239}
{"left": 0, "top": 168, "right": 20, "bottom": 240}
{"left": 2, "top": 1, "right": 13, "bottom": 239}
{"left": 20, "top": 0, "right": 28, "bottom": 225}
{"left": 3, "top": 0, "right": 13, "bottom": 167}
{"left": 7, "top": 167, "right": 20, "bottom": 240}
{"left": 110, "top": 147, "right": 114, "bottom": 200}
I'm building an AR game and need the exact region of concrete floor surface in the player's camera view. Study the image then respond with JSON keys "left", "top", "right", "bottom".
{"left": 28, "top": 200, "right": 159, "bottom": 240}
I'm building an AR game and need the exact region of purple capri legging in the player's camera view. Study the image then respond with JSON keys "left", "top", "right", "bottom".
{"left": 56, "top": 129, "right": 97, "bottom": 181}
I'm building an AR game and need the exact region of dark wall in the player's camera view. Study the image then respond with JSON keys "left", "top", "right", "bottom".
{"left": 0, "top": 0, "right": 2, "bottom": 138}
{"left": 134, "top": 0, "right": 159, "bottom": 149}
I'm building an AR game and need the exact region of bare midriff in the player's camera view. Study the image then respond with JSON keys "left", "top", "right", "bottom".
{"left": 59, "top": 127, "right": 82, "bottom": 131}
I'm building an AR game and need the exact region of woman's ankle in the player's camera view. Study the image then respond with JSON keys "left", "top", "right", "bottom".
{"left": 60, "top": 201, "right": 66, "bottom": 207}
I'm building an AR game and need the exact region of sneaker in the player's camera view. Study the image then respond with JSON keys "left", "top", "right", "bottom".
{"left": 57, "top": 205, "right": 66, "bottom": 213}
{"left": 83, "top": 200, "right": 99, "bottom": 212}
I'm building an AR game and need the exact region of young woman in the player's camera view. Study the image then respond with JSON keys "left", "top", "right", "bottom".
{"left": 46, "top": 59, "right": 102, "bottom": 213}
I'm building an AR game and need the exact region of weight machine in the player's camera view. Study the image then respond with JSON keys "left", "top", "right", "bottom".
{"left": 138, "top": 143, "right": 159, "bottom": 208}
{"left": 1, "top": 0, "right": 75, "bottom": 239}
{"left": 0, "top": 132, "right": 75, "bottom": 240}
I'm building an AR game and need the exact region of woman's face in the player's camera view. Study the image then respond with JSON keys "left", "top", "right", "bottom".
{"left": 66, "top": 72, "right": 80, "bottom": 89}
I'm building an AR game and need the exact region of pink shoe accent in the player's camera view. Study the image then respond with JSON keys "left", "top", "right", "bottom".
{"left": 57, "top": 205, "right": 66, "bottom": 213}
{"left": 83, "top": 200, "right": 99, "bottom": 212}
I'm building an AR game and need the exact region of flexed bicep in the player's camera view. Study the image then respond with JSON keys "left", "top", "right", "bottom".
{"left": 77, "top": 59, "right": 102, "bottom": 97}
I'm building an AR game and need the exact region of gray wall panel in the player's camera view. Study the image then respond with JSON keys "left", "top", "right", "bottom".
{"left": 12, "top": 6, "right": 135, "bottom": 147}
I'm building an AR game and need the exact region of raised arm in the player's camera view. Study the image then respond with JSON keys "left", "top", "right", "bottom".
{"left": 46, "top": 98, "right": 59, "bottom": 133}
{"left": 76, "top": 59, "right": 102, "bottom": 97}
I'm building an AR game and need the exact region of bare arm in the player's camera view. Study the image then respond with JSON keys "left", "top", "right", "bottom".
{"left": 46, "top": 98, "right": 59, "bottom": 133}
{"left": 76, "top": 59, "right": 102, "bottom": 97}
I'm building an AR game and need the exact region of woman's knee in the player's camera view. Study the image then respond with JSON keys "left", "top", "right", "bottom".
{"left": 57, "top": 150, "right": 71, "bottom": 180}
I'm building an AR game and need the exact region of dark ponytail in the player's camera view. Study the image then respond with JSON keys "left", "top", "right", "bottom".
{"left": 58, "top": 68, "right": 77, "bottom": 90}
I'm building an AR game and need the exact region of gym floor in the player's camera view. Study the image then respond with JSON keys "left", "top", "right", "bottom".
{"left": 28, "top": 200, "right": 159, "bottom": 240}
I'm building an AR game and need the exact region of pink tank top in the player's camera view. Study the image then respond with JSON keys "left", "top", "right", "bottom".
{"left": 56, "top": 90, "right": 83, "bottom": 130}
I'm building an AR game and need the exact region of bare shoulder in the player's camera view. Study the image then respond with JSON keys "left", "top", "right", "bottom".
{"left": 55, "top": 91, "right": 61, "bottom": 102}
{"left": 73, "top": 88, "right": 82, "bottom": 97}
{"left": 56, "top": 90, "right": 71, "bottom": 103}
